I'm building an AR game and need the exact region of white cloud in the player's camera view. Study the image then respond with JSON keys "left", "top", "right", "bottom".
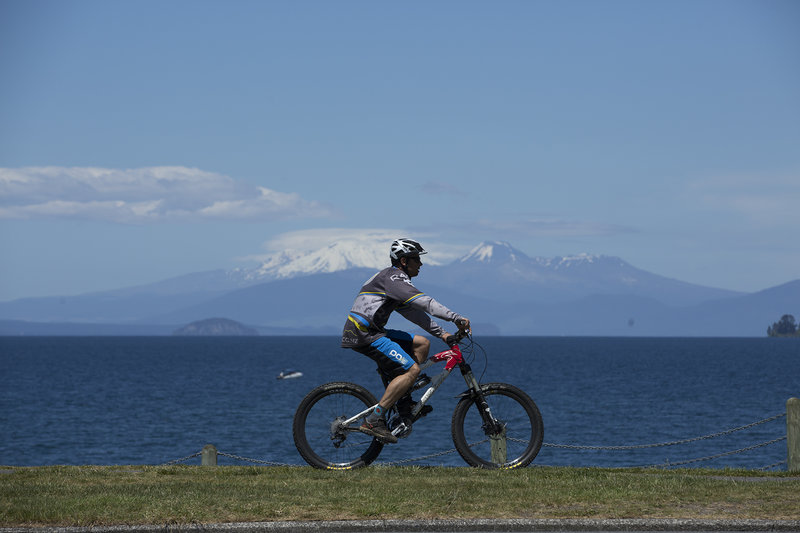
{"left": 0, "top": 166, "right": 333, "bottom": 223}
{"left": 263, "top": 228, "right": 407, "bottom": 252}
{"left": 238, "top": 228, "right": 465, "bottom": 266}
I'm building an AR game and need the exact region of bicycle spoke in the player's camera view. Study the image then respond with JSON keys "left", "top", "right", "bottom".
{"left": 452, "top": 383, "right": 543, "bottom": 469}
{"left": 293, "top": 382, "right": 384, "bottom": 469}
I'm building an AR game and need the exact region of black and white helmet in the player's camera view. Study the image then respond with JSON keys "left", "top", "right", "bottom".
{"left": 390, "top": 238, "right": 427, "bottom": 260}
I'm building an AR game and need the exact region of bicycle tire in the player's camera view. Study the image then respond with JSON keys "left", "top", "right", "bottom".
{"left": 451, "top": 382, "right": 543, "bottom": 469}
{"left": 292, "top": 381, "right": 384, "bottom": 469}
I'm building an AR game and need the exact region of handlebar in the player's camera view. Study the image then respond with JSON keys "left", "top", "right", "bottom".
{"left": 448, "top": 327, "right": 470, "bottom": 347}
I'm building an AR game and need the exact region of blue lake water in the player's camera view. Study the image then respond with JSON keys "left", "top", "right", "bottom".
{"left": 0, "top": 336, "right": 797, "bottom": 469}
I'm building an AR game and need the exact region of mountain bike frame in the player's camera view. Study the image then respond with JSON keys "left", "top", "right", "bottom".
{"left": 340, "top": 333, "right": 506, "bottom": 453}
{"left": 295, "top": 332, "right": 543, "bottom": 469}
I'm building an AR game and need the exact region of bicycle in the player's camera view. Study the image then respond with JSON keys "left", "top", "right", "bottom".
{"left": 292, "top": 331, "right": 544, "bottom": 469}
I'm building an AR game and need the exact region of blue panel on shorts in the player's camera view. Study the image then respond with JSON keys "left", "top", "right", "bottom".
{"left": 370, "top": 336, "right": 414, "bottom": 370}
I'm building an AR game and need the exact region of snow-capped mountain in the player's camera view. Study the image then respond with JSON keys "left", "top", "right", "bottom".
{"left": 460, "top": 241, "right": 527, "bottom": 264}
{"left": 235, "top": 239, "right": 565, "bottom": 285}
{"left": 448, "top": 240, "right": 619, "bottom": 279}
{"left": 221, "top": 239, "right": 741, "bottom": 309}
{"left": 232, "top": 239, "right": 448, "bottom": 283}
{"left": 427, "top": 241, "right": 739, "bottom": 306}
{"left": 460, "top": 241, "right": 618, "bottom": 270}
{"left": 221, "top": 242, "right": 384, "bottom": 285}
{"left": 237, "top": 240, "right": 632, "bottom": 288}
{"left": 7, "top": 238, "right": 796, "bottom": 337}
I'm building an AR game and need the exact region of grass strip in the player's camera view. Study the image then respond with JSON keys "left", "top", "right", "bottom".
{"left": 1, "top": 465, "right": 798, "bottom": 527}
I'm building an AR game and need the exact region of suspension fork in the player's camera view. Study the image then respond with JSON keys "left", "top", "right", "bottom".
{"left": 458, "top": 362, "right": 503, "bottom": 435}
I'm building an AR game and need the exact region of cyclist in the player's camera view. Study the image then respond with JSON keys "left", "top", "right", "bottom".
{"left": 341, "top": 238, "right": 470, "bottom": 443}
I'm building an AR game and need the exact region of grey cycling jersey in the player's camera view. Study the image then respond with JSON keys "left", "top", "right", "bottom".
{"left": 341, "top": 266, "right": 464, "bottom": 348}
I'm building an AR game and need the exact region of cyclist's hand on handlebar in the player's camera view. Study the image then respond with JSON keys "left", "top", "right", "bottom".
{"left": 443, "top": 318, "right": 471, "bottom": 346}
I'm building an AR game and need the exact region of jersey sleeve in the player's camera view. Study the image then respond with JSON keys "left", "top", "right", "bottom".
{"left": 406, "top": 293, "right": 462, "bottom": 323}
{"left": 399, "top": 293, "right": 464, "bottom": 338}
{"left": 385, "top": 270, "right": 464, "bottom": 337}
{"left": 396, "top": 305, "right": 447, "bottom": 338}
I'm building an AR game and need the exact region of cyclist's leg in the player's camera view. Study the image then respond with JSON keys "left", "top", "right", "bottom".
{"left": 382, "top": 331, "right": 431, "bottom": 420}
{"left": 381, "top": 365, "right": 419, "bottom": 410}
{"left": 372, "top": 334, "right": 420, "bottom": 409}
{"left": 353, "top": 335, "right": 419, "bottom": 442}
{"left": 385, "top": 329, "right": 430, "bottom": 365}
{"left": 412, "top": 334, "right": 431, "bottom": 363}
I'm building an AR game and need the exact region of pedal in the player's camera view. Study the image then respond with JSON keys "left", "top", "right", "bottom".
{"left": 412, "top": 373, "right": 431, "bottom": 391}
{"left": 388, "top": 416, "right": 413, "bottom": 439}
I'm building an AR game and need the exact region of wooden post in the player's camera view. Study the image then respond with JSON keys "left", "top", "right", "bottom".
{"left": 490, "top": 426, "right": 507, "bottom": 465}
{"left": 788, "top": 398, "right": 800, "bottom": 472}
{"left": 201, "top": 444, "right": 218, "bottom": 466}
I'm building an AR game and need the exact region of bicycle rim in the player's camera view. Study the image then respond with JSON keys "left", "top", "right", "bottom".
{"left": 451, "top": 383, "right": 543, "bottom": 469}
{"left": 292, "top": 382, "right": 383, "bottom": 470}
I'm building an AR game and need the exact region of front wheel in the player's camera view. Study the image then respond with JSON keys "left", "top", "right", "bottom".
{"left": 451, "top": 382, "right": 543, "bottom": 469}
{"left": 292, "top": 382, "right": 384, "bottom": 469}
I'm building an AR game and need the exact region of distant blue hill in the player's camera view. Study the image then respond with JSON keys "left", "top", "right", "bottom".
{"left": 0, "top": 241, "right": 796, "bottom": 337}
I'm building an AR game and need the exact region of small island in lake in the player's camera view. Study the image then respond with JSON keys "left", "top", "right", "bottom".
{"left": 173, "top": 318, "right": 259, "bottom": 336}
{"left": 766, "top": 314, "right": 799, "bottom": 338}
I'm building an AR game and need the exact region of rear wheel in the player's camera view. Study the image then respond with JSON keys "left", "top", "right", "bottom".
{"left": 292, "top": 382, "right": 384, "bottom": 469}
{"left": 451, "top": 382, "right": 543, "bottom": 469}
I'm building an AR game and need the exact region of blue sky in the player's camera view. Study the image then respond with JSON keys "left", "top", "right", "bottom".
{"left": 1, "top": 0, "right": 798, "bottom": 301}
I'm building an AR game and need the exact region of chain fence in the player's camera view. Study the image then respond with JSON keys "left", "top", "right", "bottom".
{"left": 161, "top": 411, "right": 790, "bottom": 470}
{"left": 540, "top": 412, "right": 788, "bottom": 470}
{"left": 160, "top": 451, "right": 202, "bottom": 466}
